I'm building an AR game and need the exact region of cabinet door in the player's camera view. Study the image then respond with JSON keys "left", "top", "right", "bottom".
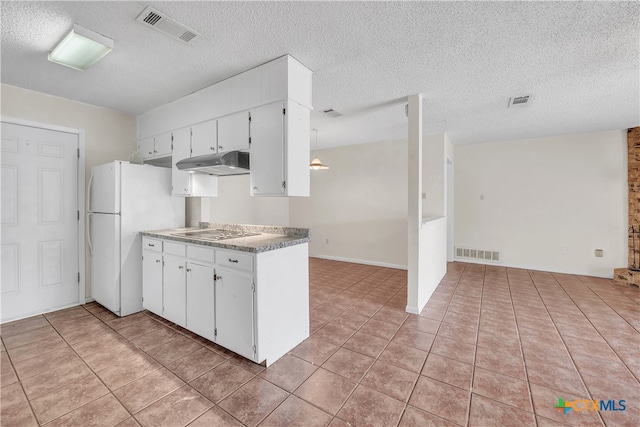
{"left": 171, "top": 127, "right": 192, "bottom": 196}
{"left": 154, "top": 132, "right": 173, "bottom": 157}
{"left": 215, "top": 268, "right": 254, "bottom": 360}
{"left": 218, "top": 111, "right": 250, "bottom": 153}
{"left": 142, "top": 251, "right": 163, "bottom": 316}
{"left": 163, "top": 254, "right": 186, "bottom": 327}
{"left": 191, "top": 119, "right": 217, "bottom": 158}
{"left": 250, "top": 102, "right": 285, "bottom": 196}
{"left": 186, "top": 262, "right": 216, "bottom": 342}
{"left": 139, "top": 137, "right": 155, "bottom": 159}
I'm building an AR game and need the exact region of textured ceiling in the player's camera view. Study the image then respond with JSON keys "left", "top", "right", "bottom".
{"left": 1, "top": 1, "right": 638, "bottom": 148}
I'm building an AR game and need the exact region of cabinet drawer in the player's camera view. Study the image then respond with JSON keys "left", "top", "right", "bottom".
{"left": 165, "top": 241, "right": 186, "bottom": 257}
{"left": 143, "top": 237, "right": 162, "bottom": 252}
{"left": 216, "top": 250, "right": 253, "bottom": 272}
{"left": 188, "top": 245, "right": 215, "bottom": 264}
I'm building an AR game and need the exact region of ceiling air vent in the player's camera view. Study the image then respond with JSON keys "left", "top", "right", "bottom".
{"left": 322, "top": 108, "right": 342, "bottom": 118}
{"left": 508, "top": 95, "right": 531, "bottom": 107}
{"left": 136, "top": 6, "right": 200, "bottom": 44}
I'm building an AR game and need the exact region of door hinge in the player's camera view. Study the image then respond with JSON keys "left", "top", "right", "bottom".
{"left": 77, "top": 210, "right": 80, "bottom": 221}
{"left": 171, "top": 134, "right": 174, "bottom": 142}
{"left": 252, "top": 345, "right": 256, "bottom": 354}
{"left": 248, "top": 114, "right": 251, "bottom": 122}
{"left": 77, "top": 272, "right": 80, "bottom": 283}
{"left": 214, "top": 328, "right": 217, "bottom": 337}
{"left": 282, "top": 181, "right": 286, "bottom": 190}
{"left": 251, "top": 281, "right": 255, "bottom": 292}
{"left": 248, "top": 137, "right": 251, "bottom": 146}
{"left": 162, "top": 260, "right": 165, "bottom": 266}
{"left": 190, "top": 129, "right": 193, "bottom": 137}
{"left": 282, "top": 107, "right": 286, "bottom": 115}
{"left": 77, "top": 148, "right": 80, "bottom": 158}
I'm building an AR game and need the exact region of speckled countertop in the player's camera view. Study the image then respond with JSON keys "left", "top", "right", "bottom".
{"left": 140, "top": 224, "right": 310, "bottom": 253}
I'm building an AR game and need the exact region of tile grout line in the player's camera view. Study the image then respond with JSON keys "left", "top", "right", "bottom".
{"left": 550, "top": 272, "right": 640, "bottom": 383}
{"left": 526, "top": 270, "right": 607, "bottom": 427}
{"left": 505, "top": 268, "right": 540, "bottom": 427}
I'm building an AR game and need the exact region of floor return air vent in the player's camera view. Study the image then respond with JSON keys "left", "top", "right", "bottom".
{"left": 455, "top": 246, "right": 501, "bottom": 263}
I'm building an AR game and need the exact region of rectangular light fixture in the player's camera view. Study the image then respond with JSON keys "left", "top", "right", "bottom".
{"left": 48, "top": 24, "right": 113, "bottom": 71}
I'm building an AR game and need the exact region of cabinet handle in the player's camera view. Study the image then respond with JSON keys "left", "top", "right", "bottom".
{"left": 214, "top": 274, "right": 221, "bottom": 280}
{"left": 210, "top": 146, "right": 215, "bottom": 151}
{"left": 178, "top": 265, "right": 184, "bottom": 269}
{"left": 153, "top": 150, "right": 157, "bottom": 153}
{"left": 148, "top": 243, "right": 155, "bottom": 247}
{"left": 148, "top": 151, "right": 153, "bottom": 155}
{"left": 228, "top": 258, "right": 239, "bottom": 263}
{"left": 218, "top": 145, "right": 223, "bottom": 151}
{"left": 253, "top": 186, "right": 259, "bottom": 192}
{"left": 155, "top": 259, "right": 160, "bottom": 263}
{"left": 186, "top": 268, "right": 191, "bottom": 272}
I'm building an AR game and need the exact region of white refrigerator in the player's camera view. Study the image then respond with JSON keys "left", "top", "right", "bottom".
{"left": 88, "top": 161, "right": 184, "bottom": 316}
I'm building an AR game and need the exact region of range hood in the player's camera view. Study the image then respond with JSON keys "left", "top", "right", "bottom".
{"left": 176, "top": 151, "right": 250, "bottom": 176}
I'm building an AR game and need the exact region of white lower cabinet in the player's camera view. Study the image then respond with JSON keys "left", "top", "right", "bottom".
{"left": 142, "top": 245, "right": 163, "bottom": 316}
{"left": 186, "top": 262, "right": 216, "bottom": 341}
{"left": 215, "top": 267, "right": 254, "bottom": 360}
{"left": 142, "top": 236, "right": 309, "bottom": 366}
{"left": 163, "top": 254, "right": 186, "bottom": 327}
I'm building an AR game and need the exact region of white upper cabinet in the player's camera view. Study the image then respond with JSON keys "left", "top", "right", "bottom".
{"left": 218, "top": 111, "right": 250, "bottom": 153}
{"left": 250, "top": 102, "right": 285, "bottom": 196}
{"left": 136, "top": 54, "right": 311, "bottom": 197}
{"left": 191, "top": 119, "right": 217, "bottom": 157}
{"left": 172, "top": 127, "right": 218, "bottom": 197}
{"left": 154, "top": 132, "right": 173, "bottom": 157}
{"left": 137, "top": 55, "right": 311, "bottom": 140}
{"left": 138, "top": 137, "right": 155, "bottom": 160}
{"left": 250, "top": 100, "right": 310, "bottom": 197}
{"left": 139, "top": 134, "right": 172, "bottom": 161}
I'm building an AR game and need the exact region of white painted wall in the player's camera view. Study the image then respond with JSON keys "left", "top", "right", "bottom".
{"left": 289, "top": 139, "right": 409, "bottom": 269}
{"left": 202, "top": 175, "right": 290, "bottom": 226}
{"left": 454, "top": 130, "right": 627, "bottom": 278}
{"left": 1, "top": 83, "right": 137, "bottom": 297}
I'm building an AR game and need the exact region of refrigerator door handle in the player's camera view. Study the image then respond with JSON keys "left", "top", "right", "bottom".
{"left": 87, "top": 173, "right": 94, "bottom": 213}
{"left": 86, "top": 172, "right": 94, "bottom": 255}
{"left": 87, "top": 212, "right": 93, "bottom": 255}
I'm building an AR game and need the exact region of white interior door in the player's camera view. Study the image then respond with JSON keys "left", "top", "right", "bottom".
{"left": 1, "top": 122, "right": 79, "bottom": 322}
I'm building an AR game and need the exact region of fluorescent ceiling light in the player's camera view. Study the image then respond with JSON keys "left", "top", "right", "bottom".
{"left": 48, "top": 24, "right": 113, "bottom": 71}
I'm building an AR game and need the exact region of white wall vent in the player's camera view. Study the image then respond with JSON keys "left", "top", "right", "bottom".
{"left": 322, "top": 108, "right": 342, "bottom": 117}
{"left": 508, "top": 95, "right": 531, "bottom": 107}
{"left": 455, "top": 246, "right": 501, "bottom": 263}
{"left": 136, "top": 6, "right": 200, "bottom": 44}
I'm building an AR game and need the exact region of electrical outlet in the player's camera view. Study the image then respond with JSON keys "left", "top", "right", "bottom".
{"left": 595, "top": 249, "right": 604, "bottom": 257}
{"left": 561, "top": 247, "right": 568, "bottom": 254}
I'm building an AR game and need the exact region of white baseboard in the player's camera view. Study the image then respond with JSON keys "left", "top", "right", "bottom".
{"left": 85, "top": 297, "right": 95, "bottom": 303}
{"left": 452, "top": 257, "right": 614, "bottom": 279}
{"left": 313, "top": 254, "right": 407, "bottom": 270}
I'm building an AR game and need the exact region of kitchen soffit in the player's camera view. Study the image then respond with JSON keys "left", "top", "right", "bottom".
{"left": 1, "top": 1, "right": 638, "bottom": 148}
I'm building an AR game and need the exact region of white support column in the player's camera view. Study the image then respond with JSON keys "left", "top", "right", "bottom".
{"left": 407, "top": 94, "right": 423, "bottom": 314}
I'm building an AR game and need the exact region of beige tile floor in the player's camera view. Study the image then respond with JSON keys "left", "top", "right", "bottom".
{"left": 1, "top": 259, "right": 639, "bottom": 426}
